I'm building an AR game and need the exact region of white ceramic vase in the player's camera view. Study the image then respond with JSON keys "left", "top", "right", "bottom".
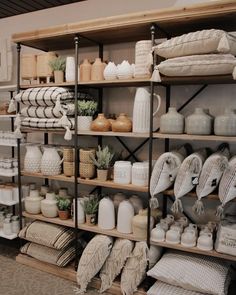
{"left": 77, "top": 116, "right": 93, "bottom": 131}
{"left": 132, "top": 87, "right": 161, "bottom": 133}
{"left": 24, "top": 145, "right": 42, "bottom": 173}
{"left": 214, "top": 109, "right": 236, "bottom": 136}
{"left": 104, "top": 62, "right": 117, "bottom": 80}
{"left": 41, "top": 192, "right": 58, "bottom": 218}
{"left": 98, "top": 197, "right": 115, "bottom": 230}
{"left": 132, "top": 162, "right": 149, "bottom": 186}
{"left": 65, "top": 56, "right": 75, "bottom": 82}
{"left": 160, "top": 107, "right": 184, "bottom": 134}
{"left": 117, "top": 60, "right": 133, "bottom": 79}
{"left": 25, "top": 191, "right": 43, "bottom": 214}
{"left": 117, "top": 200, "right": 134, "bottom": 233}
{"left": 73, "top": 198, "right": 85, "bottom": 224}
{"left": 186, "top": 108, "right": 212, "bottom": 135}
{"left": 134, "top": 40, "right": 152, "bottom": 78}
{"left": 114, "top": 161, "right": 132, "bottom": 184}
{"left": 41, "top": 147, "right": 63, "bottom": 176}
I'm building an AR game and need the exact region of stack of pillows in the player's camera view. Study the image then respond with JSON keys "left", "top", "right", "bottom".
{"left": 151, "top": 29, "right": 236, "bottom": 81}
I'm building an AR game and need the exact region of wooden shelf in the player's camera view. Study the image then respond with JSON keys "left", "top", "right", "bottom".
{"left": 0, "top": 172, "right": 18, "bottom": 177}
{"left": 16, "top": 254, "right": 147, "bottom": 295}
{"left": 0, "top": 115, "right": 17, "bottom": 118}
{"left": 77, "top": 130, "right": 149, "bottom": 138}
{"left": 21, "top": 171, "right": 75, "bottom": 183}
{"left": 0, "top": 85, "right": 17, "bottom": 92}
{"left": 0, "top": 199, "right": 19, "bottom": 206}
{"left": 0, "top": 229, "right": 18, "bottom": 240}
{"left": 0, "top": 142, "right": 17, "bottom": 147}
{"left": 78, "top": 178, "right": 148, "bottom": 192}
{"left": 153, "top": 132, "right": 236, "bottom": 142}
{"left": 151, "top": 240, "right": 236, "bottom": 262}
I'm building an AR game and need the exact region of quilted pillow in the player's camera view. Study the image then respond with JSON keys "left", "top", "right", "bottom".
{"left": 151, "top": 54, "right": 236, "bottom": 82}
{"left": 147, "top": 251, "right": 230, "bottom": 295}
{"left": 172, "top": 149, "right": 207, "bottom": 213}
{"left": 76, "top": 235, "right": 113, "bottom": 294}
{"left": 147, "top": 281, "right": 206, "bottom": 295}
{"left": 121, "top": 241, "right": 148, "bottom": 295}
{"left": 100, "top": 239, "right": 134, "bottom": 292}
{"left": 153, "top": 29, "right": 236, "bottom": 59}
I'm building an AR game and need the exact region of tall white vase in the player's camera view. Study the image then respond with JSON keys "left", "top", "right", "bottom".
{"left": 132, "top": 87, "right": 161, "bottom": 133}
{"left": 65, "top": 56, "right": 75, "bottom": 82}
{"left": 98, "top": 197, "right": 115, "bottom": 230}
{"left": 73, "top": 198, "right": 85, "bottom": 224}
{"left": 117, "top": 200, "right": 134, "bottom": 233}
{"left": 24, "top": 145, "right": 42, "bottom": 173}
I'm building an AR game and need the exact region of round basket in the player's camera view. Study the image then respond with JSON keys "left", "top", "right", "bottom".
{"left": 63, "top": 148, "right": 74, "bottom": 162}
{"left": 79, "top": 163, "right": 95, "bottom": 179}
{"left": 79, "top": 148, "right": 96, "bottom": 164}
{"left": 63, "top": 162, "right": 74, "bottom": 177}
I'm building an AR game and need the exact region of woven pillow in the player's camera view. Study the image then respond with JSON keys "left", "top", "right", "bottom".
{"left": 20, "top": 242, "right": 77, "bottom": 267}
{"left": 18, "top": 221, "right": 74, "bottom": 250}
{"left": 147, "top": 251, "right": 230, "bottom": 295}
{"left": 151, "top": 54, "right": 236, "bottom": 82}
{"left": 76, "top": 235, "right": 113, "bottom": 294}
{"left": 154, "top": 29, "right": 236, "bottom": 59}
{"left": 147, "top": 281, "right": 208, "bottom": 295}
{"left": 121, "top": 241, "right": 148, "bottom": 295}
{"left": 100, "top": 239, "right": 134, "bottom": 292}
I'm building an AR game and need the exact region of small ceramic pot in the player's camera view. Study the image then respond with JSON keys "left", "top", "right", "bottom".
{"left": 97, "top": 169, "right": 108, "bottom": 181}
{"left": 25, "top": 193, "right": 43, "bottom": 214}
{"left": 91, "top": 58, "right": 105, "bottom": 81}
{"left": 214, "top": 109, "right": 236, "bottom": 136}
{"left": 80, "top": 59, "right": 92, "bottom": 81}
{"left": 104, "top": 62, "right": 117, "bottom": 80}
{"left": 166, "top": 229, "right": 181, "bottom": 244}
{"left": 185, "top": 108, "right": 212, "bottom": 135}
{"left": 86, "top": 213, "right": 96, "bottom": 226}
{"left": 77, "top": 116, "right": 93, "bottom": 131}
{"left": 181, "top": 229, "right": 196, "bottom": 247}
{"left": 91, "top": 113, "right": 111, "bottom": 132}
{"left": 54, "top": 70, "right": 64, "bottom": 84}
{"left": 79, "top": 148, "right": 96, "bottom": 164}
{"left": 112, "top": 113, "right": 132, "bottom": 132}
{"left": 197, "top": 233, "right": 213, "bottom": 251}
{"left": 160, "top": 107, "right": 184, "bottom": 134}
{"left": 117, "top": 60, "right": 133, "bottom": 79}
{"left": 58, "top": 210, "right": 70, "bottom": 220}
{"left": 151, "top": 224, "right": 166, "bottom": 242}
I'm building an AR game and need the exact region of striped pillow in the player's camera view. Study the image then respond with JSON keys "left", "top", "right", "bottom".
{"left": 21, "top": 117, "right": 74, "bottom": 129}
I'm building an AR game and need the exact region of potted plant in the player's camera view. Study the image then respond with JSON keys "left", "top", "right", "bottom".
{"left": 56, "top": 197, "right": 71, "bottom": 220}
{"left": 82, "top": 195, "right": 99, "bottom": 226}
{"left": 49, "top": 56, "right": 66, "bottom": 84}
{"left": 90, "top": 145, "right": 114, "bottom": 181}
{"left": 77, "top": 100, "right": 97, "bottom": 131}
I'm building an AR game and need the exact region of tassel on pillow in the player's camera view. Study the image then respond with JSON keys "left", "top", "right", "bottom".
{"left": 217, "top": 34, "right": 230, "bottom": 53}
{"left": 14, "top": 114, "right": 22, "bottom": 138}
{"left": 151, "top": 66, "right": 161, "bottom": 82}
{"left": 8, "top": 99, "right": 16, "bottom": 113}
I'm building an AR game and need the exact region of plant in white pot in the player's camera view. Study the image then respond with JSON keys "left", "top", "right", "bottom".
{"left": 49, "top": 57, "right": 66, "bottom": 84}
{"left": 77, "top": 100, "right": 97, "bottom": 131}
{"left": 90, "top": 145, "right": 114, "bottom": 181}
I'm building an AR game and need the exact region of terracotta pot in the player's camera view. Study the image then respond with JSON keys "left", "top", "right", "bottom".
{"left": 91, "top": 113, "right": 111, "bottom": 132}
{"left": 58, "top": 210, "right": 70, "bottom": 220}
{"left": 54, "top": 70, "right": 64, "bottom": 84}
{"left": 80, "top": 59, "right": 91, "bottom": 81}
{"left": 97, "top": 169, "right": 108, "bottom": 181}
{"left": 112, "top": 113, "right": 132, "bottom": 132}
{"left": 91, "top": 58, "right": 105, "bottom": 81}
{"left": 86, "top": 213, "right": 96, "bottom": 226}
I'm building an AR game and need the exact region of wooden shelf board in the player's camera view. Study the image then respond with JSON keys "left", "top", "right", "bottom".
{"left": 151, "top": 240, "right": 236, "bottom": 262}
{"left": 22, "top": 212, "right": 74, "bottom": 227}
{"left": 0, "top": 200, "right": 19, "bottom": 206}
{"left": 0, "top": 229, "right": 17, "bottom": 240}
{"left": 0, "top": 172, "right": 18, "bottom": 177}
{"left": 0, "top": 115, "right": 17, "bottom": 118}
{"left": 0, "top": 85, "right": 17, "bottom": 92}
{"left": 21, "top": 171, "right": 75, "bottom": 183}
{"left": 78, "top": 178, "right": 148, "bottom": 192}
{"left": 0, "top": 142, "right": 17, "bottom": 147}
{"left": 77, "top": 130, "right": 149, "bottom": 138}
{"left": 16, "top": 254, "right": 146, "bottom": 294}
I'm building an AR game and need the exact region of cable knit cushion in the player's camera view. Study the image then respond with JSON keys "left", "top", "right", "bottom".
{"left": 147, "top": 251, "right": 230, "bottom": 295}
{"left": 147, "top": 281, "right": 208, "bottom": 295}
{"left": 154, "top": 29, "right": 236, "bottom": 58}
{"left": 100, "top": 239, "right": 134, "bottom": 293}
{"left": 76, "top": 235, "right": 113, "bottom": 294}
{"left": 18, "top": 221, "right": 74, "bottom": 250}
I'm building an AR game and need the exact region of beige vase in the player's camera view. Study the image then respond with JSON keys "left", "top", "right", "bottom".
{"left": 112, "top": 113, "right": 132, "bottom": 132}
{"left": 80, "top": 59, "right": 91, "bottom": 81}
{"left": 132, "top": 209, "right": 154, "bottom": 239}
{"left": 91, "top": 113, "right": 111, "bottom": 132}
{"left": 91, "top": 58, "right": 105, "bottom": 81}
{"left": 54, "top": 70, "right": 64, "bottom": 84}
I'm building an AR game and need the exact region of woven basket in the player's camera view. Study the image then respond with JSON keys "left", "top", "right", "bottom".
{"left": 21, "top": 54, "right": 37, "bottom": 79}
{"left": 79, "top": 162, "right": 95, "bottom": 179}
{"left": 63, "top": 148, "right": 74, "bottom": 162}
{"left": 63, "top": 162, "right": 74, "bottom": 177}
{"left": 37, "top": 52, "right": 56, "bottom": 78}
{"left": 79, "top": 148, "right": 96, "bottom": 164}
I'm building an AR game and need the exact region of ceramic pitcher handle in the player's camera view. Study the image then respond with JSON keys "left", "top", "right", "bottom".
{"left": 153, "top": 93, "right": 161, "bottom": 117}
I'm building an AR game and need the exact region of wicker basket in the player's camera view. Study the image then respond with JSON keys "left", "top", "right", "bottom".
{"left": 63, "top": 148, "right": 74, "bottom": 162}
{"left": 79, "top": 148, "right": 96, "bottom": 164}
{"left": 79, "top": 162, "right": 95, "bottom": 179}
{"left": 37, "top": 52, "right": 57, "bottom": 78}
{"left": 21, "top": 54, "right": 37, "bottom": 79}
{"left": 63, "top": 162, "right": 74, "bottom": 177}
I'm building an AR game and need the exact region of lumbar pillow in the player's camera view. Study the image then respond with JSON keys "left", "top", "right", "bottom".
{"left": 121, "top": 241, "right": 148, "bottom": 295}
{"left": 147, "top": 251, "right": 230, "bottom": 295}
{"left": 76, "top": 235, "right": 113, "bottom": 293}
{"left": 153, "top": 29, "right": 236, "bottom": 59}
{"left": 100, "top": 238, "right": 134, "bottom": 292}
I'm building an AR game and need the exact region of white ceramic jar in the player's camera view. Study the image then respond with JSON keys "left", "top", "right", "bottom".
{"left": 181, "top": 229, "right": 196, "bottom": 247}
{"left": 65, "top": 56, "right": 75, "bottom": 82}
{"left": 25, "top": 191, "right": 42, "bottom": 215}
{"left": 132, "top": 162, "right": 149, "bottom": 186}
{"left": 73, "top": 198, "right": 85, "bottom": 224}
{"left": 41, "top": 192, "right": 58, "bottom": 218}
{"left": 197, "top": 233, "right": 213, "bottom": 251}
{"left": 117, "top": 200, "right": 134, "bottom": 233}
{"left": 1, "top": 187, "right": 13, "bottom": 203}
{"left": 117, "top": 60, "right": 133, "bottom": 79}
{"left": 114, "top": 161, "right": 132, "bottom": 184}
{"left": 151, "top": 224, "right": 166, "bottom": 242}
{"left": 160, "top": 107, "right": 184, "bottom": 134}
{"left": 98, "top": 197, "right": 115, "bottom": 230}
{"left": 185, "top": 108, "right": 212, "bottom": 135}
{"left": 24, "top": 145, "right": 42, "bottom": 173}
{"left": 77, "top": 116, "right": 93, "bottom": 131}
{"left": 41, "top": 147, "right": 63, "bottom": 176}
{"left": 214, "top": 109, "right": 236, "bottom": 136}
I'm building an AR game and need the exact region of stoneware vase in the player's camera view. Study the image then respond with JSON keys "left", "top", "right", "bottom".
{"left": 185, "top": 108, "right": 212, "bottom": 135}
{"left": 117, "top": 200, "right": 134, "bottom": 233}
{"left": 160, "top": 107, "right": 184, "bottom": 134}
{"left": 214, "top": 109, "right": 236, "bottom": 136}
{"left": 91, "top": 58, "right": 105, "bottom": 81}
{"left": 24, "top": 145, "right": 42, "bottom": 173}
{"left": 25, "top": 191, "right": 43, "bottom": 214}
{"left": 91, "top": 113, "right": 111, "bottom": 132}
{"left": 80, "top": 59, "right": 92, "bottom": 81}
{"left": 41, "top": 192, "right": 58, "bottom": 218}
{"left": 77, "top": 116, "right": 93, "bottom": 131}
{"left": 65, "top": 56, "right": 75, "bottom": 82}
{"left": 104, "top": 62, "right": 117, "bottom": 80}
{"left": 117, "top": 60, "right": 133, "bottom": 79}
{"left": 98, "top": 197, "right": 115, "bottom": 230}
{"left": 112, "top": 113, "right": 132, "bottom": 132}
{"left": 41, "top": 147, "right": 63, "bottom": 176}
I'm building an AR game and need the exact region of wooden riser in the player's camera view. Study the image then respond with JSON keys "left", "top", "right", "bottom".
{"left": 16, "top": 254, "right": 147, "bottom": 295}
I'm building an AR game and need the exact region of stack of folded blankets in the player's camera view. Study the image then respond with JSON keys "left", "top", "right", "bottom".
{"left": 19, "top": 220, "right": 85, "bottom": 267}
{"left": 8, "top": 86, "right": 92, "bottom": 140}
{"left": 151, "top": 29, "right": 236, "bottom": 81}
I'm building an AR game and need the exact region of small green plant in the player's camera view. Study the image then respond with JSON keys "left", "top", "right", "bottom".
{"left": 82, "top": 195, "right": 99, "bottom": 215}
{"left": 49, "top": 57, "right": 66, "bottom": 71}
{"left": 78, "top": 100, "right": 97, "bottom": 116}
{"left": 56, "top": 197, "right": 71, "bottom": 211}
{"left": 90, "top": 145, "right": 114, "bottom": 170}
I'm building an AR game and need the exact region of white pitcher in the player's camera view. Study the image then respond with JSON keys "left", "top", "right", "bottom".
{"left": 132, "top": 87, "right": 161, "bottom": 133}
{"left": 41, "top": 147, "right": 63, "bottom": 176}
{"left": 24, "top": 145, "right": 42, "bottom": 173}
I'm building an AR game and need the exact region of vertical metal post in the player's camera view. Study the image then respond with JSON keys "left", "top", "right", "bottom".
{"left": 10, "top": 91, "right": 16, "bottom": 215}
{"left": 74, "top": 35, "right": 79, "bottom": 269}
{"left": 16, "top": 43, "right": 23, "bottom": 229}
{"left": 44, "top": 133, "right": 49, "bottom": 186}
{"left": 147, "top": 24, "right": 156, "bottom": 247}
{"left": 98, "top": 43, "right": 103, "bottom": 148}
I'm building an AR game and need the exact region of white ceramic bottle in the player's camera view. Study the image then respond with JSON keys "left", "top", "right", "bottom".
{"left": 214, "top": 109, "right": 236, "bottom": 136}
{"left": 117, "top": 200, "right": 134, "bottom": 233}
{"left": 73, "top": 198, "right": 85, "bottom": 224}
{"left": 98, "top": 197, "right": 115, "bottom": 230}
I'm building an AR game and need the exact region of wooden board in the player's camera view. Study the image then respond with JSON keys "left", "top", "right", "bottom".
{"left": 21, "top": 171, "right": 75, "bottom": 183}
{"left": 77, "top": 130, "right": 149, "bottom": 138}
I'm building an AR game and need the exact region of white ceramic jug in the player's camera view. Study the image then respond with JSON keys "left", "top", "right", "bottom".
{"left": 132, "top": 87, "right": 161, "bottom": 133}
{"left": 65, "top": 56, "right": 75, "bottom": 82}
{"left": 98, "top": 197, "right": 115, "bottom": 230}
{"left": 41, "top": 147, "right": 63, "bottom": 176}
{"left": 24, "top": 145, "right": 42, "bottom": 173}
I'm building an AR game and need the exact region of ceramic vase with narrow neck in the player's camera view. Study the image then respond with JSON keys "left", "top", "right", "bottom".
{"left": 65, "top": 56, "right": 75, "bottom": 82}
{"left": 160, "top": 107, "right": 184, "bottom": 134}
{"left": 186, "top": 108, "right": 212, "bottom": 135}
{"left": 112, "top": 113, "right": 132, "bottom": 132}
{"left": 91, "top": 113, "right": 111, "bottom": 132}
{"left": 214, "top": 109, "right": 236, "bottom": 136}
{"left": 91, "top": 58, "right": 105, "bottom": 81}
{"left": 80, "top": 59, "right": 91, "bottom": 82}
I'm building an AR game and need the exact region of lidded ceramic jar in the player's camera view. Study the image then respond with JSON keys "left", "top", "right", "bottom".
{"left": 185, "top": 108, "right": 212, "bottom": 135}
{"left": 131, "top": 162, "right": 149, "bottom": 187}
{"left": 114, "top": 161, "right": 132, "bottom": 184}
{"left": 117, "top": 200, "right": 134, "bottom": 233}
{"left": 104, "top": 62, "right": 117, "bottom": 80}
{"left": 80, "top": 59, "right": 92, "bottom": 82}
{"left": 91, "top": 113, "right": 111, "bottom": 132}
{"left": 91, "top": 58, "right": 105, "bottom": 81}
{"left": 111, "top": 113, "right": 132, "bottom": 132}
{"left": 41, "top": 147, "right": 63, "bottom": 176}
{"left": 24, "top": 145, "right": 42, "bottom": 173}
{"left": 132, "top": 209, "right": 154, "bottom": 239}
{"left": 214, "top": 109, "right": 236, "bottom": 136}
{"left": 98, "top": 197, "right": 115, "bottom": 230}
{"left": 25, "top": 190, "right": 42, "bottom": 214}
{"left": 160, "top": 107, "right": 184, "bottom": 134}
{"left": 41, "top": 192, "right": 58, "bottom": 218}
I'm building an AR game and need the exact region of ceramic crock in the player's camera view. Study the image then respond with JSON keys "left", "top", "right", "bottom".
{"left": 132, "top": 209, "right": 154, "bottom": 239}
{"left": 24, "top": 145, "right": 42, "bottom": 173}
{"left": 131, "top": 162, "right": 149, "bottom": 186}
{"left": 185, "top": 108, "right": 212, "bottom": 135}
{"left": 25, "top": 191, "right": 43, "bottom": 214}
{"left": 214, "top": 109, "right": 236, "bottom": 136}
{"left": 114, "top": 161, "right": 132, "bottom": 184}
